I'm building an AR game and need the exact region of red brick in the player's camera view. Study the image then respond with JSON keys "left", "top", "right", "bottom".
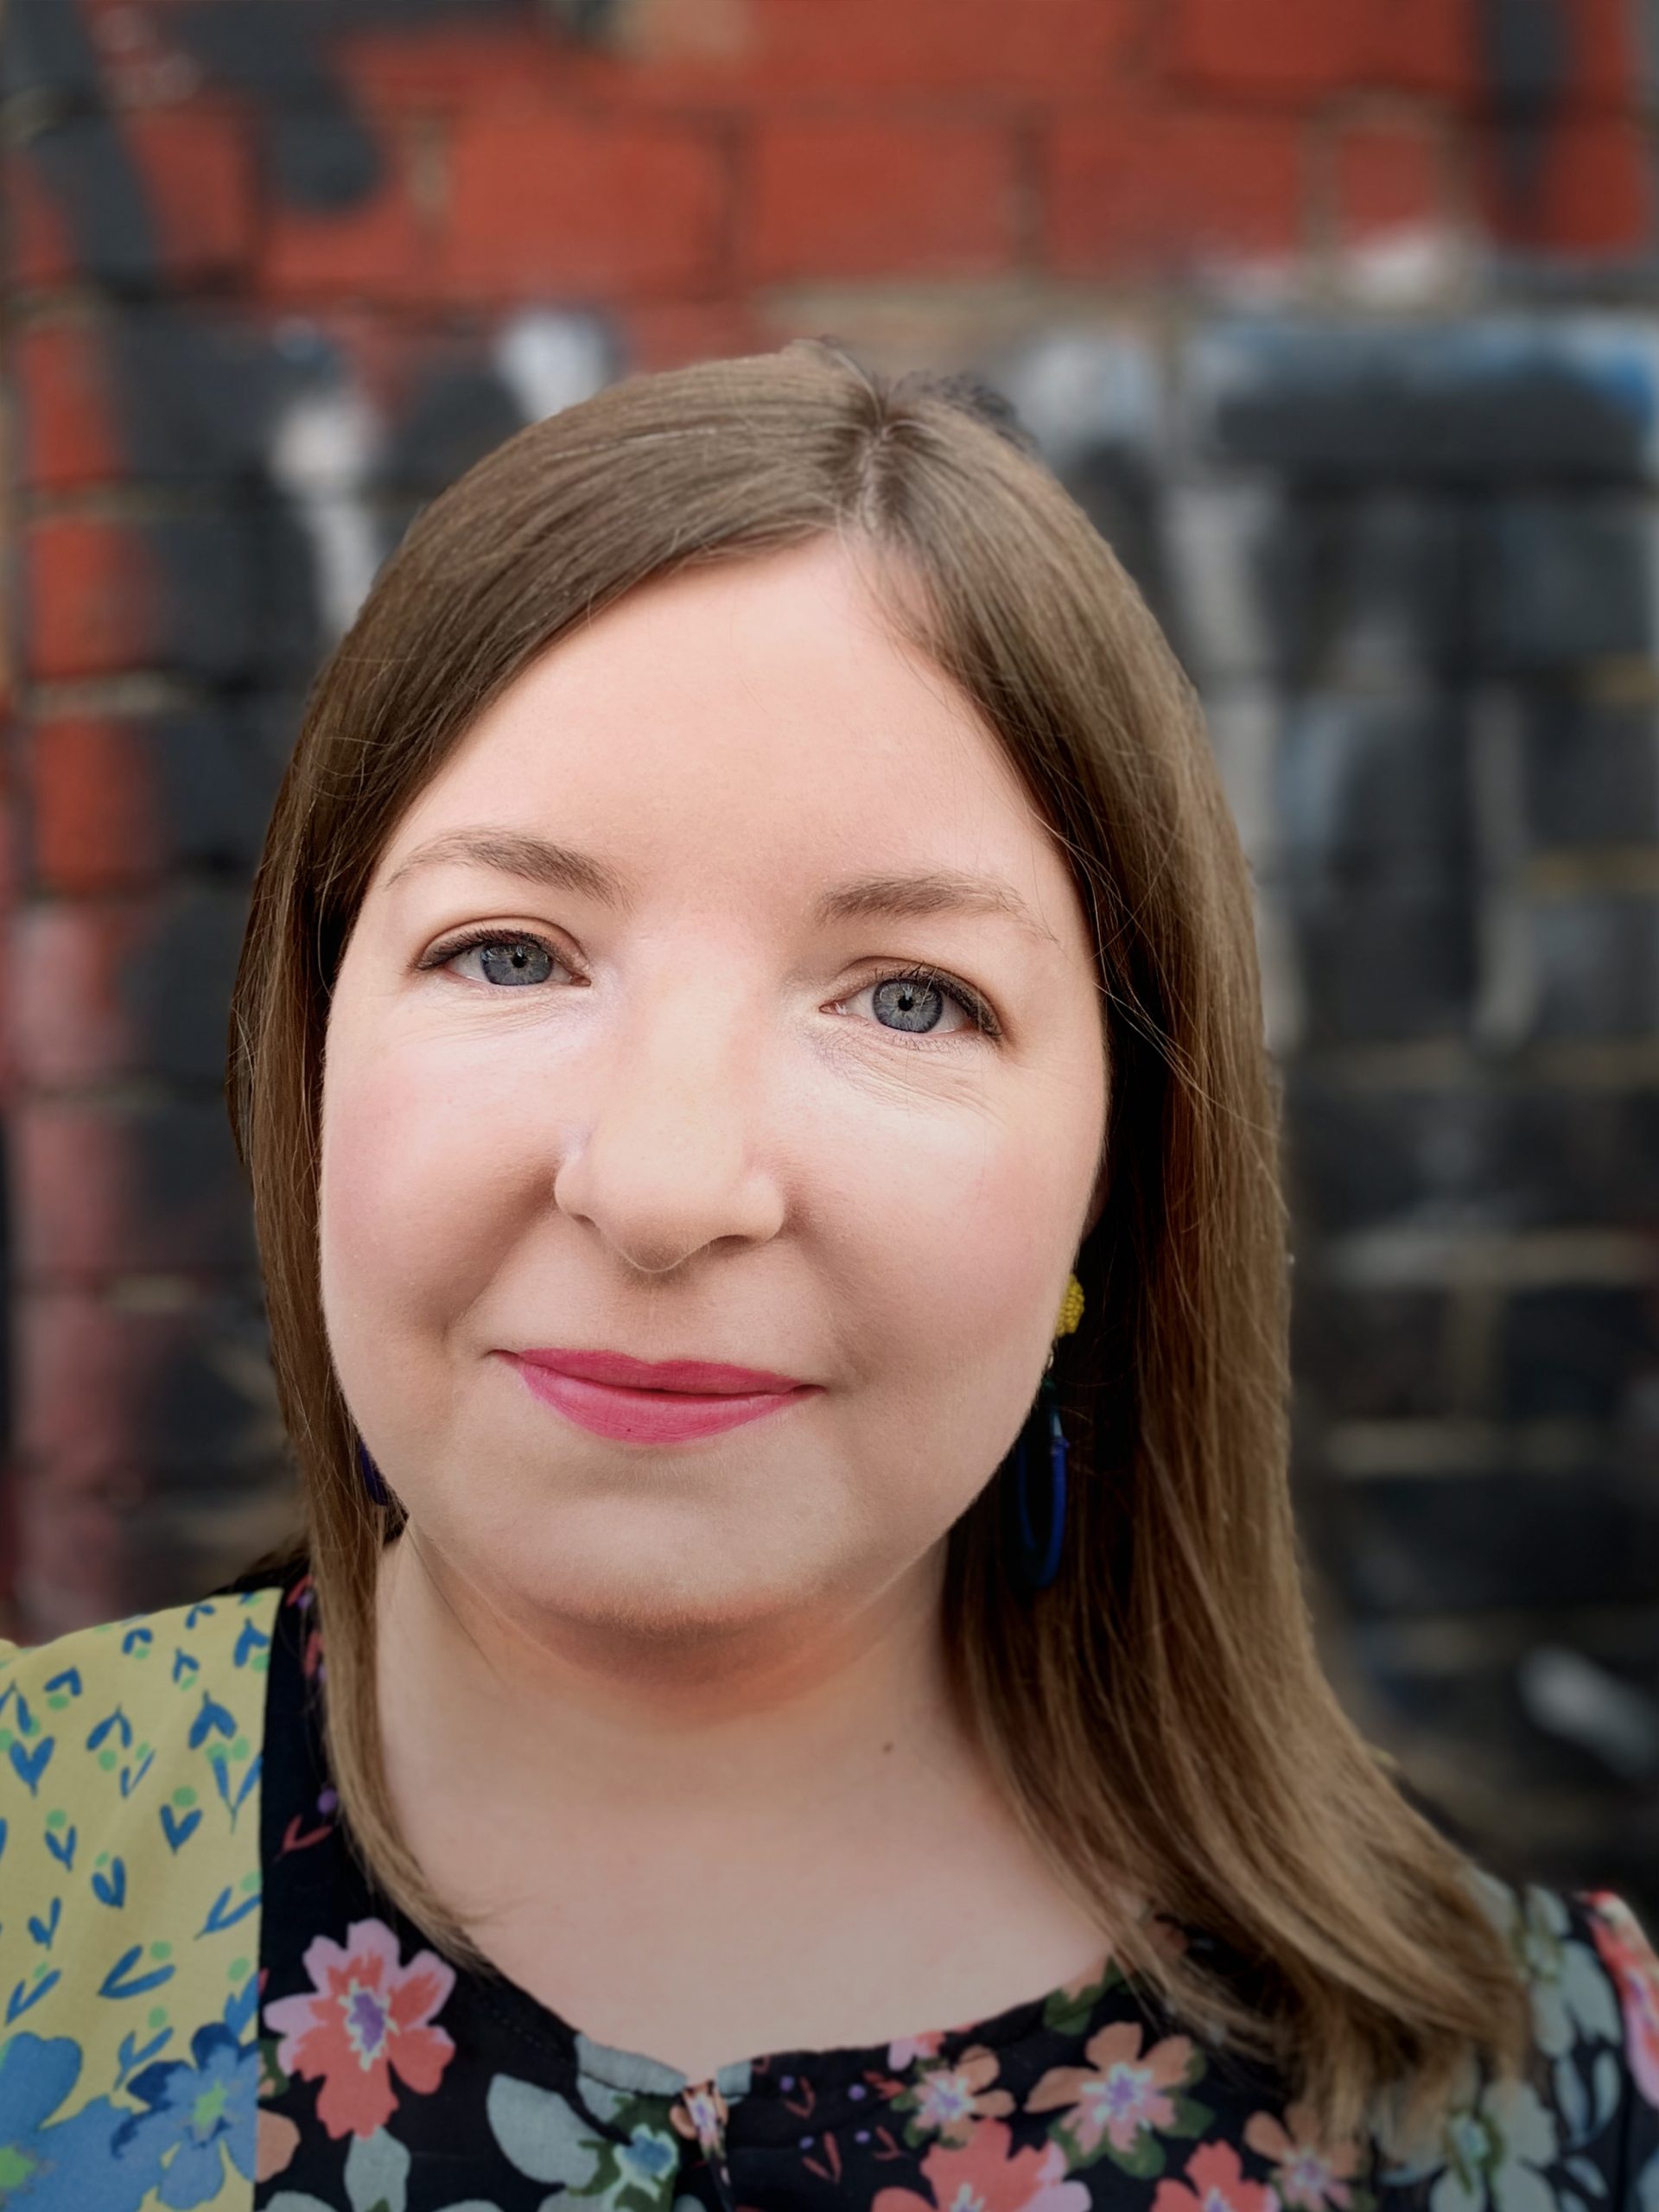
{"left": 1556, "top": 0, "right": 1641, "bottom": 106}
{"left": 260, "top": 117, "right": 435, "bottom": 304}
{"left": 16, "top": 1103, "right": 134, "bottom": 1281}
{"left": 315, "top": 1, "right": 1128, "bottom": 113}
{"left": 1166, "top": 0, "right": 1482, "bottom": 99}
{"left": 1165, "top": 0, "right": 1371, "bottom": 96}
{"left": 330, "top": 12, "right": 753, "bottom": 111}
{"left": 13, "top": 325, "right": 123, "bottom": 492}
{"left": 12, "top": 904, "right": 149, "bottom": 1087}
{"left": 28, "top": 721, "right": 166, "bottom": 895}
{"left": 618, "top": 297, "right": 766, "bottom": 372}
{"left": 1333, "top": 116, "right": 1449, "bottom": 243}
{"left": 7, "top": 110, "right": 253, "bottom": 290}
{"left": 745, "top": 116, "right": 1020, "bottom": 283}
{"left": 1477, "top": 113, "right": 1652, "bottom": 253}
{"left": 1044, "top": 107, "right": 1305, "bottom": 273}
{"left": 26, "top": 521, "right": 160, "bottom": 682}
{"left": 19, "top": 1294, "right": 157, "bottom": 1482}
{"left": 440, "top": 110, "right": 727, "bottom": 301}
{"left": 8, "top": 150, "right": 76, "bottom": 289}
{"left": 743, "top": 0, "right": 1130, "bottom": 95}
{"left": 1366, "top": 0, "right": 1479, "bottom": 95}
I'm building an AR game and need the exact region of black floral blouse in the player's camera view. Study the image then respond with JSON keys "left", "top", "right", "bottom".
{"left": 241, "top": 1565, "right": 1659, "bottom": 2212}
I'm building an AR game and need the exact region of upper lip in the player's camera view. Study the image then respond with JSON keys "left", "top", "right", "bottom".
{"left": 511, "top": 1348, "right": 809, "bottom": 1395}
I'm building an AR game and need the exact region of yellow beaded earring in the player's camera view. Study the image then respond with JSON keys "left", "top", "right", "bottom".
{"left": 1046, "top": 1269, "right": 1086, "bottom": 1372}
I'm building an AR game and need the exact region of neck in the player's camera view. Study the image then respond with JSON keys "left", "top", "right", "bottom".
{"left": 366, "top": 1527, "right": 1128, "bottom": 2077}
{"left": 372, "top": 1528, "right": 975, "bottom": 1830}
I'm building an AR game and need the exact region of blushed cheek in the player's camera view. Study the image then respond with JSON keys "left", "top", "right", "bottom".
{"left": 318, "top": 1048, "right": 527, "bottom": 1399}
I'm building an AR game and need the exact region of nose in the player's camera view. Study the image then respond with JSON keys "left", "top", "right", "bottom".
{"left": 549, "top": 960, "right": 786, "bottom": 1276}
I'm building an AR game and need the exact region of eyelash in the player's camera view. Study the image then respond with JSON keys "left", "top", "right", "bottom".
{"left": 418, "top": 927, "right": 1002, "bottom": 1046}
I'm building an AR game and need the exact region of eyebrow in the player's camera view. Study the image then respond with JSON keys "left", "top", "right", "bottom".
{"left": 383, "top": 828, "right": 1059, "bottom": 947}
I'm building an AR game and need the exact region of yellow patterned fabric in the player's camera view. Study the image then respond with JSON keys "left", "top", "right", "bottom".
{"left": 0, "top": 1586, "right": 279, "bottom": 2210}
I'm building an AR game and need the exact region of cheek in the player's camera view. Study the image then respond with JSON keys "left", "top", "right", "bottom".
{"left": 902, "top": 1077, "right": 1103, "bottom": 1371}
{"left": 927, "top": 1156, "right": 1079, "bottom": 1386}
{"left": 317, "top": 1046, "right": 531, "bottom": 1369}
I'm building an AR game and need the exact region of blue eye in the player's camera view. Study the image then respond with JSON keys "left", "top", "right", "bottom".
{"left": 429, "top": 931, "right": 563, "bottom": 987}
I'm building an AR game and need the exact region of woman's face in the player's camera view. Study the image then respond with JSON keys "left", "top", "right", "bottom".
{"left": 319, "top": 535, "right": 1109, "bottom": 1642}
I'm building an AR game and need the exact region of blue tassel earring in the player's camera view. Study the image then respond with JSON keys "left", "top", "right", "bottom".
{"left": 1009, "top": 1271, "right": 1084, "bottom": 1597}
{"left": 357, "top": 1439, "right": 391, "bottom": 1507}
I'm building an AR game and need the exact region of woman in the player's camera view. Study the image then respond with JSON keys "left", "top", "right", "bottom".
{"left": 0, "top": 341, "right": 1654, "bottom": 2212}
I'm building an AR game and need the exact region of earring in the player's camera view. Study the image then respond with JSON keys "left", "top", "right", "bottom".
{"left": 357, "top": 1439, "right": 391, "bottom": 1507}
{"left": 1008, "top": 1271, "right": 1084, "bottom": 1597}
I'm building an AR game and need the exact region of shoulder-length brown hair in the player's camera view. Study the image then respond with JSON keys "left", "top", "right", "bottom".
{"left": 227, "top": 338, "right": 1530, "bottom": 2151}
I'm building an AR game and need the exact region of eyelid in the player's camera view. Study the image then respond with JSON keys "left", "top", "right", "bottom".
{"left": 417, "top": 927, "right": 1001, "bottom": 1043}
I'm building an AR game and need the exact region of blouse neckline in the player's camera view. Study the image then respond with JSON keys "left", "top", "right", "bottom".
{"left": 259, "top": 1554, "right": 1203, "bottom": 2114}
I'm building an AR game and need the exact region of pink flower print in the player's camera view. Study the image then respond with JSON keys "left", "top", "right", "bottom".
{"left": 1244, "top": 2104, "right": 1360, "bottom": 2212}
{"left": 1027, "top": 2019, "right": 1195, "bottom": 2158}
{"left": 908, "top": 2046, "right": 1016, "bottom": 2147}
{"left": 671, "top": 2080, "right": 731, "bottom": 2159}
{"left": 256, "top": 2030, "right": 300, "bottom": 2182}
{"left": 254, "top": 2107, "right": 300, "bottom": 2183}
{"left": 263, "top": 1916, "right": 457, "bottom": 2139}
{"left": 873, "top": 2116, "right": 1093, "bottom": 2212}
{"left": 1154, "top": 2139, "right": 1281, "bottom": 2212}
{"left": 1586, "top": 1890, "right": 1659, "bottom": 2108}
{"left": 891, "top": 2029, "right": 949, "bottom": 2069}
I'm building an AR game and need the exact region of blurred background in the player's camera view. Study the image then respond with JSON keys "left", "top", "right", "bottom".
{"left": 2, "top": 0, "right": 1657, "bottom": 1928}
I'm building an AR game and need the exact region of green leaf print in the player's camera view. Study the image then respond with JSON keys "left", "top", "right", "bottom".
{"left": 345, "top": 2124, "right": 412, "bottom": 2212}
{"left": 487, "top": 2073, "right": 607, "bottom": 2187}
{"left": 1042, "top": 1957, "right": 1128, "bottom": 2038}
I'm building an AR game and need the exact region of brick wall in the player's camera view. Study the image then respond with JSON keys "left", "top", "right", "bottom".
{"left": 4, "top": 0, "right": 1658, "bottom": 1917}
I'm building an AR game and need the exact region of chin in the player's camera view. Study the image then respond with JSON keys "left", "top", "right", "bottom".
{"left": 503, "top": 1532, "right": 812, "bottom": 1646}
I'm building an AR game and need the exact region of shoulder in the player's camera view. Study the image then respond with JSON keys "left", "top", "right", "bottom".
{"left": 0, "top": 1582, "right": 283, "bottom": 1802}
{"left": 1373, "top": 1870, "right": 1659, "bottom": 2212}
{"left": 0, "top": 1580, "right": 283, "bottom": 1679}
{"left": 1466, "top": 1871, "right": 1657, "bottom": 2083}
{"left": 0, "top": 1585, "right": 283, "bottom": 2187}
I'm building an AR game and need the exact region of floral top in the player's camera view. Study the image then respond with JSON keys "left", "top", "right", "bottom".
{"left": 0, "top": 1561, "right": 1656, "bottom": 2212}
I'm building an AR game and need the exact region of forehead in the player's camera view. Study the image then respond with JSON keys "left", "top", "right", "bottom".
{"left": 372, "top": 537, "right": 1078, "bottom": 931}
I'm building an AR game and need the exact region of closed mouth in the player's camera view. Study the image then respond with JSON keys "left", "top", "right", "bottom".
{"left": 511, "top": 1348, "right": 806, "bottom": 1396}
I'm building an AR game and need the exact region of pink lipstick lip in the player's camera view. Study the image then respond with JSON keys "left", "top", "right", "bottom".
{"left": 512, "top": 1347, "right": 806, "bottom": 1395}
{"left": 505, "top": 1357, "right": 817, "bottom": 1445}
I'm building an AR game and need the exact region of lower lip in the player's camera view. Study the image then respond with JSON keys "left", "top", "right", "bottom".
{"left": 508, "top": 1359, "right": 817, "bottom": 1444}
